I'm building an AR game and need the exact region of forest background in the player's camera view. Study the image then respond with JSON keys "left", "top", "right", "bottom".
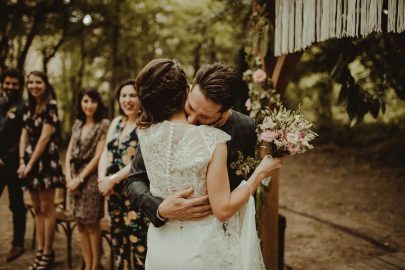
{"left": 1, "top": 0, "right": 404, "bottom": 145}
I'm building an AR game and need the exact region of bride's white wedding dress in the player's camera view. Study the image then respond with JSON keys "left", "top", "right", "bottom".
{"left": 138, "top": 121, "right": 265, "bottom": 270}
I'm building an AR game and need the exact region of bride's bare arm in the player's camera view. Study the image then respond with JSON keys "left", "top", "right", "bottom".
{"left": 207, "top": 143, "right": 281, "bottom": 222}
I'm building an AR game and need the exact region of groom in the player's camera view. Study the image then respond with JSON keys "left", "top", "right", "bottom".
{"left": 124, "top": 63, "right": 256, "bottom": 227}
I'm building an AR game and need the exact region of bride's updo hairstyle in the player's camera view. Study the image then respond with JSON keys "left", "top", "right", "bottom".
{"left": 135, "top": 59, "right": 188, "bottom": 128}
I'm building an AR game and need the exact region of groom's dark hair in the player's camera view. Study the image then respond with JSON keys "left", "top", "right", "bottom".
{"left": 135, "top": 58, "right": 188, "bottom": 127}
{"left": 192, "top": 63, "right": 242, "bottom": 112}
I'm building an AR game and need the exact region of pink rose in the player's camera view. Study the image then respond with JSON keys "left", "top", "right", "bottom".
{"left": 287, "top": 143, "right": 300, "bottom": 155}
{"left": 245, "top": 98, "right": 252, "bottom": 111}
{"left": 260, "top": 130, "right": 277, "bottom": 142}
{"left": 286, "top": 132, "right": 300, "bottom": 144}
{"left": 252, "top": 69, "right": 267, "bottom": 84}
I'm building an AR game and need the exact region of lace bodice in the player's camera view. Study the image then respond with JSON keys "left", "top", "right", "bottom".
{"left": 137, "top": 121, "right": 230, "bottom": 199}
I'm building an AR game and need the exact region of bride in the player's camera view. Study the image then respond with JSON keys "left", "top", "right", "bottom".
{"left": 135, "top": 59, "right": 281, "bottom": 270}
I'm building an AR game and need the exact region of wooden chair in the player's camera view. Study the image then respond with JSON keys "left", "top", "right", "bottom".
{"left": 55, "top": 189, "right": 77, "bottom": 269}
{"left": 101, "top": 217, "right": 114, "bottom": 270}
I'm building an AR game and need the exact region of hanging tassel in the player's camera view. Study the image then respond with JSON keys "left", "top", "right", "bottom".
{"left": 360, "top": 0, "right": 366, "bottom": 36}
{"left": 294, "top": 0, "right": 303, "bottom": 52}
{"left": 308, "top": 0, "right": 316, "bottom": 46}
{"left": 288, "top": 0, "right": 295, "bottom": 53}
{"left": 316, "top": 0, "right": 322, "bottom": 40}
{"left": 356, "top": 0, "right": 361, "bottom": 36}
{"left": 388, "top": 0, "right": 397, "bottom": 32}
{"left": 330, "top": 0, "right": 337, "bottom": 37}
{"left": 281, "top": 0, "right": 290, "bottom": 54}
{"left": 336, "top": 0, "right": 342, "bottom": 38}
{"left": 274, "top": 0, "right": 282, "bottom": 56}
{"left": 373, "top": 0, "right": 384, "bottom": 32}
{"left": 273, "top": 0, "right": 402, "bottom": 56}
{"left": 369, "top": 0, "right": 376, "bottom": 33}
{"left": 346, "top": 0, "right": 356, "bottom": 36}
{"left": 397, "top": 0, "right": 405, "bottom": 32}
{"left": 302, "top": 0, "right": 315, "bottom": 49}
{"left": 342, "top": 0, "right": 348, "bottom": 36}
{"left": 320, "top": 0, "right": 330, "bottom": 41}
{"left": 360, "top": 0, "right": 367, "bottom": 37}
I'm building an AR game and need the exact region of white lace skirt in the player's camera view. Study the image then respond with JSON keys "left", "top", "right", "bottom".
{"left": 146, "top": 183, "right": 265, "bottom": 270}
{"left": 146, "top": 216, "right": 215, "bottom": 270}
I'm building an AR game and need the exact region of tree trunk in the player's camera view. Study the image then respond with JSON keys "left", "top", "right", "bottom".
{"left": 17, "top": 3, "right": 45, "bottom": 71}
{"left": 0, "top": 0, "right": 24, "bottom": 71}
{"left": 75, "top": 28, "right": 86, "bottom": 93}
{"left": 43, "top": 25, "right": 67, "bottom": 75}
{"left": 109, "top": 0, "right": 122, "bottom": 117}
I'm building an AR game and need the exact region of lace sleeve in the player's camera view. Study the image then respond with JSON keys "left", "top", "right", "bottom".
{"left": 199, "top": 125, "right": 231, "bottom": 158}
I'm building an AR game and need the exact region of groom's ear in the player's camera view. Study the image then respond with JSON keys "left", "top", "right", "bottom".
{"left": 183, "top": 86, "right": 190, "bottom": 105}
{"left": 185, "top": 85, "right": 192, "bottom": 99}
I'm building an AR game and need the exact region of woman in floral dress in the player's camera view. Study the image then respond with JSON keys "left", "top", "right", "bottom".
{"left": 98, "top": 80, "right": 148, "bottom": 269}
{"left": 65, "top": 88, "right": 109, "bottom": 270}
{"left": 17, "top": 71, "right": 64, "bottom": 270}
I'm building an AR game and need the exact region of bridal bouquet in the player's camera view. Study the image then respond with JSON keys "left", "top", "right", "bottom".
{"left": 257, "top": 104, "right": 318, "bottom": 158}
{"left": 231, "top": 103, "right": 317, "bottom": 184}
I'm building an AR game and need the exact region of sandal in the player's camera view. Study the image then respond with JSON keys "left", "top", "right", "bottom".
{"left": 28, "top": 250, "right": 43, "bottom": 270}
{"left": 36, "top": 251, "right": 55, "bottom": 270}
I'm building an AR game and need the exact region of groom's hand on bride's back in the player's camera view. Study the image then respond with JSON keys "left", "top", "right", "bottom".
{"left": 157, "top": 187, "right": 212, "bottom": 221}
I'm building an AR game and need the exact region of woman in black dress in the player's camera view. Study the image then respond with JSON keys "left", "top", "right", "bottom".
{"left": 17, "top": 71, "right": 64, "bottom": 270}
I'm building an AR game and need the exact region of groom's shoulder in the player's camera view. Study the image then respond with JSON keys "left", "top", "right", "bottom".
{"left": 229, "top": 110, "right": 255, "bottom": 130}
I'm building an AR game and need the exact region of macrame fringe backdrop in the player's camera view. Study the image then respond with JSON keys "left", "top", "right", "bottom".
{"left": 274, "top": 0, "right": 405, "bottom": 56}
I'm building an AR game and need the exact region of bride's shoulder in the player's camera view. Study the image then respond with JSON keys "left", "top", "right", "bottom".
{"left": 197, "top": 125, "right": 231, "bottom": 143}
{"left": 137, "top": 121, "right": 165, "bottom": 136}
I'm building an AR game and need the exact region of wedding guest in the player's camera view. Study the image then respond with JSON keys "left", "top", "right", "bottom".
{"left": 18, "top": 71, "right": 64, "bottom": 270}
{"left": 65, "top": 88, "right": 109, "bottom": 270}
{"left": 0, "top": 69, "right": 27, "bottom": 261}
{"left": 98, "top": 80, "right": 148, "bottom": 269}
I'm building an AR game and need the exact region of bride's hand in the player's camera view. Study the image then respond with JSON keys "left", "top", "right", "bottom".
{"left": 255, "top": 156, "right": 282, "bottom": 179}
{"left": 98, "top": 176, "right": 115, "bottom": 196}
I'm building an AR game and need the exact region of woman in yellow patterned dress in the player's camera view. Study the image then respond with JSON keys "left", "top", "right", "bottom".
{"left": 98, "top": 80, "right": 148, "bottom": 269}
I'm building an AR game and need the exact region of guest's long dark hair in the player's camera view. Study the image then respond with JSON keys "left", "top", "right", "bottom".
{"left": 26, "top": 70, "right": 56, "bottom": 115}
{"left": 76, "top": 87, "right": 107, "bottom": 123}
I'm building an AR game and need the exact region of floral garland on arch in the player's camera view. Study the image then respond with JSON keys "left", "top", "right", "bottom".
{"left": 235, "top": 65, "right": 318, "bottom": 216}
{"left": 237, "top": 1, "right": 318, "bottom": 216}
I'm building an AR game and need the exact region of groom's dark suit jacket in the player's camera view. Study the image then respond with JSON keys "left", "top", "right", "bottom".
{"left": 124, "top": 110, "right": 256, "bottom": 227}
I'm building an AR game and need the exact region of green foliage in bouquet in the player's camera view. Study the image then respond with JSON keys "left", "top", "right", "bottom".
{"left": 230, "top": 151, "right": 268, "bottom": 215}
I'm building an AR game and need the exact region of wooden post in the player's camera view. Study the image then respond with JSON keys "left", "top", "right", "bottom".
{"left": 260, "top": 51, "right": 302, "bottom": 270}
{"left": 260, "top": 168, "right": 280, "bottom": 270}
{"left": 268, "top": 52, "right": 302, "bottom": 96}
